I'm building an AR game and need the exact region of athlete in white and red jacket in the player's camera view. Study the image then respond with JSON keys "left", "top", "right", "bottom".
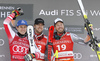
{"left": 52, "top": 18, "right": 92, "bottom": 61}
{"left": 24, "top": 18, "right": 48, "bottom": 61}
{"left": 33, "top": 18, "right": 47, "bottom": 61}
{"left": 3, "top": 8, "right": 40, "bottom": 61}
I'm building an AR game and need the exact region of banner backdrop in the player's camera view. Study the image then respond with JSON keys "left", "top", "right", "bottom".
{"left": 0, "top": 0, "right": 100, "bottom": 61}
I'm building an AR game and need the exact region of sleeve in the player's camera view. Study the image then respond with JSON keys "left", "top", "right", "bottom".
{"left": 3, "top": 13, "right": 16, "bottom": 44}
{"left": 70, "top": 33, "right": 87, "bottom": 45}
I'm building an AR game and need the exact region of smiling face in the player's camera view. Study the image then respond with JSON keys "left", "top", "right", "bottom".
{"left": 34, "top": 23, "right": 44, "bottom": 34}
{"left": 16, "top": 25, "right": 27, "bottom": 35}
{"left": 55, "top": 21, "right": 64, "bottom": 34}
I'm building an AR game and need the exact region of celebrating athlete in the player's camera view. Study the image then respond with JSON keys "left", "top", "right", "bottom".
{"left": 52, "top": 18, "right": 92, "bottom": 61}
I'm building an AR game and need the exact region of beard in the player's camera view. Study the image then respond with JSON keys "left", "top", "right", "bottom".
{"left": 35, "top": 28, "right": 43, "bottom": 34}
{"left": 56, "top": 28, "right": 64, "bottom": 34}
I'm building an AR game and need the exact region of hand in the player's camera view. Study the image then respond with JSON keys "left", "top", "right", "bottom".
{"left": 24, "top": 52, "right": 40, "bottom": 61}
{"left": 84, "top": 22, "right": 93, "bottom": 30}
{"left": 12, "top": 7, "right": 24, "bottom": 17}
{"left": 84, "top": 22, "right": 93, "bottom": 36}
{"left": 24, "top": 53, "right": 35, "bottom": 61}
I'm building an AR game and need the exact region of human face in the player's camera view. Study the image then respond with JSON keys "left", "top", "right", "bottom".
{"left": 55, "top": 22, "right": 64, "bottom": 34}
{"left": 34, "top": 23, "right": 44, "bottom": 34}
{"left": 16, "top": 25, "right": 27, "bottom": 35}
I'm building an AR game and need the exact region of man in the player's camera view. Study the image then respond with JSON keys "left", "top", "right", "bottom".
{"left": 3, "top": 7, "right": 29, "bottom": 61}
{"left": 24, "top": 18, "right": 47, "bottom": 61}
{"left": 33, "top": 18, "right": 47, "bottom": 61}
{"left": 3, "top": 8, "right": 39, "bottom": 61}
{"left": 52, "top": 18, "right": 91, "bottom": 61}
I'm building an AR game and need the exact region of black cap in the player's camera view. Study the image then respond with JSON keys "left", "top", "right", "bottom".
{"left": 34, "top": 18, "right": 45, "bottom": 25}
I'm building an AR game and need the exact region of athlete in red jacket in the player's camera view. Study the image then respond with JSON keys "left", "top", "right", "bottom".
{"left": 3, "top": 8, "right": 40, "bottom": 61}
{"left": 52, "top": 18, "right": 92, "bottom": 61}
{"left": 33, "top": 18, "right": 47, "bottom": 61}
{"left": 24, "top": 18, "right": 47, "bottom": 61}
{"left": 3, "top": 8, "right": 30, "bottom": 61}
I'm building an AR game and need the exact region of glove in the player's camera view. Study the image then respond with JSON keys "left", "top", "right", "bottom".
{"left": 84, "top": 21, "right": 93, "bottom": 30}
{"left": 12, "top": 7, "right": 24, "bottom": 18}
{"left": 84, "top": 21, "right": 93, "bottom": 35}
{"left": 35, "top": 52, "right": 40, "bottom": 59}
{"left": 24, "top": 53, "right": 35, "bottom": 61}
{"left": 24, "top": 52, "right": 40, "bottom": 61}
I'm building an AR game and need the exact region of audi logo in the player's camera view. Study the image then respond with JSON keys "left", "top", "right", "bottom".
{"left": 74, "top": 53, "right": 82, "bottom": 59}
{"left": 0, "top": 39, "right": 4, "bottom": 46}
{"left": 12, "top": 45, "right": 28, "bottom": 54}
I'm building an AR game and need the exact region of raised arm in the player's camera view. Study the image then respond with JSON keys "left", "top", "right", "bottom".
{"left": 3, "top": 13, "right": 16, "bottom": 44}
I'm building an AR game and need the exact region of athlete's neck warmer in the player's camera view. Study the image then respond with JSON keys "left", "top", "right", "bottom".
{"left": 34, "top": 32, "right": 44, "bottom": 40}
{"left": 54, "top": 31, "right": 65, "bottom": 40}
{"left": 17, "top": 32, "right": 27, "bottom": 38}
